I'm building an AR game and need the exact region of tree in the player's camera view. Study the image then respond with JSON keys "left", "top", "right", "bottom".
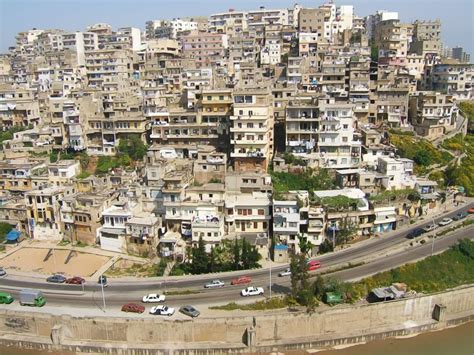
{"left": 232, "top": 239, "right": 240, "bottom": 270}
{"left": 298, "top": 235, "right": 313, "bottom": 256}
{"left": 241, "top": 238, "right": 250, "bottom": 269}
{"left": 335, "top": 218, "right": 358, "bottom": 246}
{"left": 118, "top": 135, "right": 147, "bottom": 161}
{"left": 191, "top": 236, "right": 209, "bottom": 274}
{"left": 313, "top": 275, "right": 326, "bottom": 300}
{"left": 413, "top": 150, "right": 433, "bottom": 166}
{"left": 318, "top": 239, "right": 334, "bottom": 254}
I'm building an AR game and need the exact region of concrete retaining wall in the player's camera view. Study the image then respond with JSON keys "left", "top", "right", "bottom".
{"left": 0, "top": 285, "right": 473, "bottom": 354}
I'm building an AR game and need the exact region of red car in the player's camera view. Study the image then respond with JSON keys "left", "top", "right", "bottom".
{"left": 468, "top": 207, "right": 474, "bottom": 214}
{"left": 307, "top": 260, "right": 321, "bottom": 271}
{"left": 65, "top": 276, "right": 85, "bottom": 285}
{"left": 231, "top": 276, "right": 252, "bottom": 285}
{"left": 121, "top": 303, "right": 145, "bottom": 313}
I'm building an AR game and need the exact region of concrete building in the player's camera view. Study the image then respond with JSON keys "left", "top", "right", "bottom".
{"left": 230, "top": 87, "right": 274, "bottom": 173}
{"left": 97, "top": 201, "right": 133, "bottom": 252}
{"left": 429, "top": 63, "right": 474, "bottom": 100}
{"left": 181, "top": 32, "right": 228, "bottom": 68}
{"left": 365, "top": 10, "right": 399, "bottom": 40}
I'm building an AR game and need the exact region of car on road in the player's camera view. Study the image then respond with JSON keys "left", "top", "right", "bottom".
{"left": 98, "top": 275, "right": 108, "bottom": 287}
{"left": 142, "top": 293, "right": 166, "bottom": 303}
{"left": 307, "top": 260, "right": 321, "bottom": 271}
{"left": 121, "top": 303, "right": 145, "bottom": 313}
{"left": 468, "top": 207, "right": 474, "bottom": 214}
{"left": 406, "top": 228, "right": 424, "bottom": 239}
{"left": 423, "top": 224, "right": 439, "bottom": 233}
{"left": 179, "top": 305, "right": 200, "bottom": 318}
{"left": 278, "top": 268, "right": 291, "bottom": 277}
{"left": 453, "top": 212, "right": 468, "bottom": 221}
{"left": 230, "top": 276, "right": 251, "bottom": 285}
{"left": 150, "top": 305, "right": 175, "bottom": 316}
{"left": 0, "top": 292, "right": 14, "bottom": 304}
{"left": 438, "top": 218, "right": 453, "bottom": 226}
{"left": 241, "top": 286, "right": 265, "bottom": 297}
{"left": 65, "top": 276, "right": 85, "bottom": 285}
{"left": 0, "top": 267, "right": 6, "bottom": 277}
{"left": 46, "top": 274, "right": 66, "bottom": 283}
{"left": 204, "top": 280, "right": 225, "bottom": 288}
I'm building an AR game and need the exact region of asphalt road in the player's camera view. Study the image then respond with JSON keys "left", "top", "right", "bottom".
{"left": 0, "top": 203, "right": 471, "bottom": 311}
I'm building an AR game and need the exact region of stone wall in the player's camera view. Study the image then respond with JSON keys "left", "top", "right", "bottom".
{"left": 0, "top": 285, "right": 472, "bottom": 354}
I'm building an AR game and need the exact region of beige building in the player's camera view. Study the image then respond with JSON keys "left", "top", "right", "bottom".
{"left": 230, "top": 87, "right": 274, "bottom": 173}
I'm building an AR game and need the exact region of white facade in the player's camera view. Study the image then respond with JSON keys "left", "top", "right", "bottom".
{"left": 97, "top": 204, "right": 132, "bottom": 252}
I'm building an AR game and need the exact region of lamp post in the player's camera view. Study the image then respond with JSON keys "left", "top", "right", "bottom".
{"left": 269, "top": 249, "right": 272, "bottom": 298}
{"left": 100, "top": 275, "right": 106, "bottom": 312}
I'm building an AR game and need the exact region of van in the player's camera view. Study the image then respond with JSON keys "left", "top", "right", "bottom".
{"left": 0, "top": 292, "right": 14, "bottom": 304}
{"left": 19, "top": 289, "right": 46, "bottom": 307}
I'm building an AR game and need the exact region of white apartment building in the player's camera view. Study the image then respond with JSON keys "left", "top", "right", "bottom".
{"left": 285, "top": 102, "right": 319, "bottom": 157}
{"left": 260, "top": 39, "right": 281, "bottom": 65}
{"left": 377, "top": 156, "right": 416, "bottom": 190}
{"left": 317, "top": 101, "right": 361, "bottom": 169}
{"left": 48, "top": 160, "right": 80, "bottom": 186}
{"left": 225, "top": 191, "right": 271, "bottom": 239}
{"left": 97, "top": 202, "right": 133, "bottom": 252}
{"left": 273, "top": 200, "right": 301, "bottom": 253}
{"left": 61, "top": 32, "right": 98, "bottom": 65}
{"left": 108, "top": 27, "right": 142, "bottom": 51}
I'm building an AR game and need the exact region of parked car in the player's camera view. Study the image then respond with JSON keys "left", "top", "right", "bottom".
{"left": 179, "top": 305, "right": 200, "bottom": 318}
{"left": 423, "top": 224, "right": 439, "bottom": 233}
{"left": 0, "top": 292, "right": 14, "bottom": 304}
{"left": 406, "top": 228, "right": 424, "bottom": 239}
{"left": 98, "top": 275, "right": 108, "bottom": 287}
{"left": 121, "top": 303, "right": 145, "bottom": 313}
{"left": 46, "top": 274, "right": 66, "bottom": 283}
{"left": 241, "top": 286, "right": 264, "bottom": 297}
{"left": 0, "top": 267, "right": 6, "bottom": 277}
{"left": 65, "top": 276, "right": 85, "bottom": 285}
{"left": 307, "top": 260, "right": 321, "bottom": 271}
{"left": 204, "top": 280, "right": 225, "bottom": 288}
{"left": 142, "top": 293, "right": 166, "bottom": 303}
{"left": 150, "top": 305, "right": 175, "bottom": 316}
{"left": 468, "top": 207, "right": 474, "bottom": 214}
{"left": 438, "top": 218, "right": 453, "bottom": 226}
{"left": 278, "top": 268, "right": 291, "bottom": 277}
{"left": 230, "top": 276, "right": 251, "bottom": 285}
{"left": 453, "top": 212, "right": 468, "bottom": 221}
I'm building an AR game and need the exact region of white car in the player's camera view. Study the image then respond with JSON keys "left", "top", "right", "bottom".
{"left": 438, "top": 218, "right": 453, "bottom": 226}
{"left": 423, "top": 224, "right": 439, "bottom": 233}
{"left": 142, "top": 293, "right": 166, "bottom": 303}
{"left": 204, "top": 279, "right": 225, "bottom": 288}
{"left": 150, "top": 305, "right": 175, "bottom": 316}
{"left": 241, "top": 286, "right": 264, "bottom": 297}
{"left": 278, "top": 268, "right": 291, "bottom": 277}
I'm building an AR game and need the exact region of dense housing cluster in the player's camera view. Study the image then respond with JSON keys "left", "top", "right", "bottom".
{"left": 0, "top": 3, "right": 472, "bottom": 262}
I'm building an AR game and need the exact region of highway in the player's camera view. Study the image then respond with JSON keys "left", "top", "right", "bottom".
{"left": 0, "top": 202, "right": 472, "bottom": 311}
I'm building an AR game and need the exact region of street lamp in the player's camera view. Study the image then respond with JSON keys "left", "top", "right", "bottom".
{"left": 100, "top": 275, "right": 106, "bottom": 312}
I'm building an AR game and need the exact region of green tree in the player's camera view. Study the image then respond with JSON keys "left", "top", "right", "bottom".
{"left": 318, "top": 239, "right": 334, "bottom": 254}
{"left": 191, "top": 236, "right": 209, "bottom": 274}
{"left": 232, "top": 239, "right": 240, "bottom": 270}
{"left": 241, "top": 238, "right": 250, "bottom": 269}
{"left": 413, "top": 150, "right": 433, "bottom": 166}
{"left": 118, "top": 135, "right": 147, "bottom": 161}
{"left": 336, "top": 218, "right": 358, "bottom": 245}
{"left": 313, "top": 275, "right": 326, "bottom": 300}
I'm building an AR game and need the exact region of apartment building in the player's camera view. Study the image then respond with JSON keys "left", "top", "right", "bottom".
{"left": 86, "top": 23, "right": 113, "bottom": 47}
{"left": 365, "top": 10, "right": 399, "bottom": 41}
{"left": 230, "top": 87, "right": 274, "bottom": 173}
{"left": 376, "top": 156, "right": 416, "bottom": 190}
{"left": 181, "top": 32, "right": 228, "bottom": 68}
{"left": 0, "top": 159, "right": 46, "bottom": 193}
{"left": 208, "top": 10, "right": 248, "bottom": 35}
{"left": 348, "top": 56, "right": 370, "bottom": 123}
{"left": 106, "top": 27, "right": 142, "bottom": 51}
{"left": 0, "top": 85, "right": 41, "bottom": 128}
{"left": 193, "top": 147, "right": 227, "bottom": 185}
{"left": 25, "top": 185, "right": 74, "bottom": 240}
{"left": 374, "top": 19, "right": 411, "bottom": 63}
{"left": 96, "top": 201, "right": 133, "bottom": 252}
{"left": 410, "top": 20, "right": 441, "bottom": 56}
{"left": 285, "top": 99, "right": 319, "bottom": 158}
{"left": 409, "top": 91, "right": 455, "bottom": 139}
{"left": 225, "top": 191, "right": 271, "bottom": 241}
{"left": 48, "top": 160, "right": 80, "bottom": 187}
{"left": 317, "top": 99, "right": 361, "bottom": 169}
{"left": 85, "top": 48, "right": 134, "bottom": 90}
{"left": 429, "top": 63, "right": 474, "bottom": 100}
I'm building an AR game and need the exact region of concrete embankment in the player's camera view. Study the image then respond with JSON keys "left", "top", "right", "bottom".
{"left": 0, "top": 285, "right": 472, "bottom": 354}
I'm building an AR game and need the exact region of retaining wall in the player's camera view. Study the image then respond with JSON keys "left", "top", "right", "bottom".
{"left": 0, "top": 285, "right": 472, "bottom": 354}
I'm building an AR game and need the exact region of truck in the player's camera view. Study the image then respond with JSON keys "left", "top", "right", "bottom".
{"left": 19, "top": 289, "right": 46, "bottom": 307}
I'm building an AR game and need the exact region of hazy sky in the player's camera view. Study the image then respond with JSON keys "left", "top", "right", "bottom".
{"left": 0, "top": 0, "right": 473, "bottom": 56}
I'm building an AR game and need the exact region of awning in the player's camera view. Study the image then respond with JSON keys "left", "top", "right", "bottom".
{"left": 6, "top": 230, "right": 20, "bottom": 241}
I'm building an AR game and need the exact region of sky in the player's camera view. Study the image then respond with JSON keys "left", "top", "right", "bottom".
{"left": 0, "top": 0, "right": 473, "bottom": 56}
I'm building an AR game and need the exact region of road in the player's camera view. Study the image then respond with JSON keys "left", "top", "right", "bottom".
{"left": 0, "top": 203, "right": 472, "bottom": 312}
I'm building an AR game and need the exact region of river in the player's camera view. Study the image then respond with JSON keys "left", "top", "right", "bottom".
{"left": 0, "top": 322, "right": 472, "bottom": 354}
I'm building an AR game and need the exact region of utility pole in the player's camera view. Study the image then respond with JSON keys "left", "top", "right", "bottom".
{"left": 100, "top": 276, "right": 106, "bottom": 312}
{"left": 269, "top": 250, "right": 272, "bottom": 298}
{"left": 332, "top": 225, "right": 336, "bottom": 249}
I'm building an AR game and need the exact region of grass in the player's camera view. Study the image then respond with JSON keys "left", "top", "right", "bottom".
{"left": 347, "top": 238, "right": 474, "bottom": 298}
{"left": 57, "top": 240, "right": 71, "bottom": 246}
{"left": 210, "top": 297, "right": 289, "bottom": 311}
{"left": 164, "top": 289, "right": 201, "bottom": 296}
{"left": 105, "top": 262, "right": 158, "bottom": 277}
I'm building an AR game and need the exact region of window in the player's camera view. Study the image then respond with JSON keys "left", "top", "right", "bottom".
{"left": 207, "top": 96, "right": 212, "bottom": 100}
{"left": 253, "top": 222, "right": 258, "bottom": 229}
{"left": 258, "top": 209, "right": 264, "bottom": 215}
